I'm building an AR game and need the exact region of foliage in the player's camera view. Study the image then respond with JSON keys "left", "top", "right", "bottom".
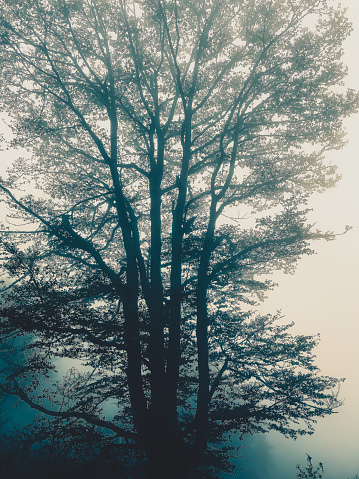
{"left": 296, "top": 454, "right": 324, "bottom": 479}
{"left": 0, "top": 0, "right": 357, "bottom": 477}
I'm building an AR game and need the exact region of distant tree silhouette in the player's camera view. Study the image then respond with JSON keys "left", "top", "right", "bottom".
{"left": 0, "top": 0, "right": 357, "bottom": 477}
{"left": 296, "top": 454, "right": 324, "bottom": 479}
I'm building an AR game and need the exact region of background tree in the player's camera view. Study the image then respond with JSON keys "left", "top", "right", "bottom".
{"left": 296, "top": 454, "right": 324, "bottom": 479}
{"left": 0, "top": 0, "right": 357, "bottom": 477}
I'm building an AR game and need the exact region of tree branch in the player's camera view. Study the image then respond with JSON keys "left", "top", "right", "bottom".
{"left": 0, "top": 380, "right": 138, "bottom": 441}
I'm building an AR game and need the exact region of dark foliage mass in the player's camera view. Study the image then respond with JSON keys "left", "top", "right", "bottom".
{"left": 0, "top": 0, "right": 357, "bottom": 477}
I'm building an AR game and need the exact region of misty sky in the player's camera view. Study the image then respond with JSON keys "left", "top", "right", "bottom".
{"left": 236, "top": 1, "right": 359, "bottom": 477}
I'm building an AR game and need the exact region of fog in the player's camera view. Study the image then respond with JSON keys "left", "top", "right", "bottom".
{"left": 227, "top": 2, "right": 359, "bottom": 475}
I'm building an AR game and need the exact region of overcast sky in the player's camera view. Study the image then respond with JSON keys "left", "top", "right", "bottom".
{"left": 250, "top": 1, "right": 359, "bottom": 477}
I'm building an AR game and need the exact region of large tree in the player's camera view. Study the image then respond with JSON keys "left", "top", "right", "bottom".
{"left": 0, "top": 0, "right": 357, "bottom": 477}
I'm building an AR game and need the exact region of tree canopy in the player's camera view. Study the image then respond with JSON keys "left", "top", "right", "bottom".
{"left": 0, "top": 0, "right": 357, "bottom": 477}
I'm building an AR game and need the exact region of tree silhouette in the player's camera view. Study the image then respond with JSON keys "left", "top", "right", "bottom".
{"left": 0, "top": 0, "right": 357, "bottom": 477}
{"left": 296, "top": 454, "right": 324, "bottom": 479}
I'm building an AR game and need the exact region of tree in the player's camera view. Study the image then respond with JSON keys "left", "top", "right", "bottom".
{"left": 0, "top": 0, "right": 357, "bottom": 477}
{"left": 296, "top": 454, "right": 324, "bottom": 479}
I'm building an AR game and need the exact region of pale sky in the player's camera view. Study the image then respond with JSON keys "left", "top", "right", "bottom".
{"left": 258, "top": 1, "right": 359, "bottom": 477}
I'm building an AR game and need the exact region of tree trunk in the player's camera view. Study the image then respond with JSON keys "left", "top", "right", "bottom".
{"left": 145, "top": 435, "right": 195, "bottom": 479}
